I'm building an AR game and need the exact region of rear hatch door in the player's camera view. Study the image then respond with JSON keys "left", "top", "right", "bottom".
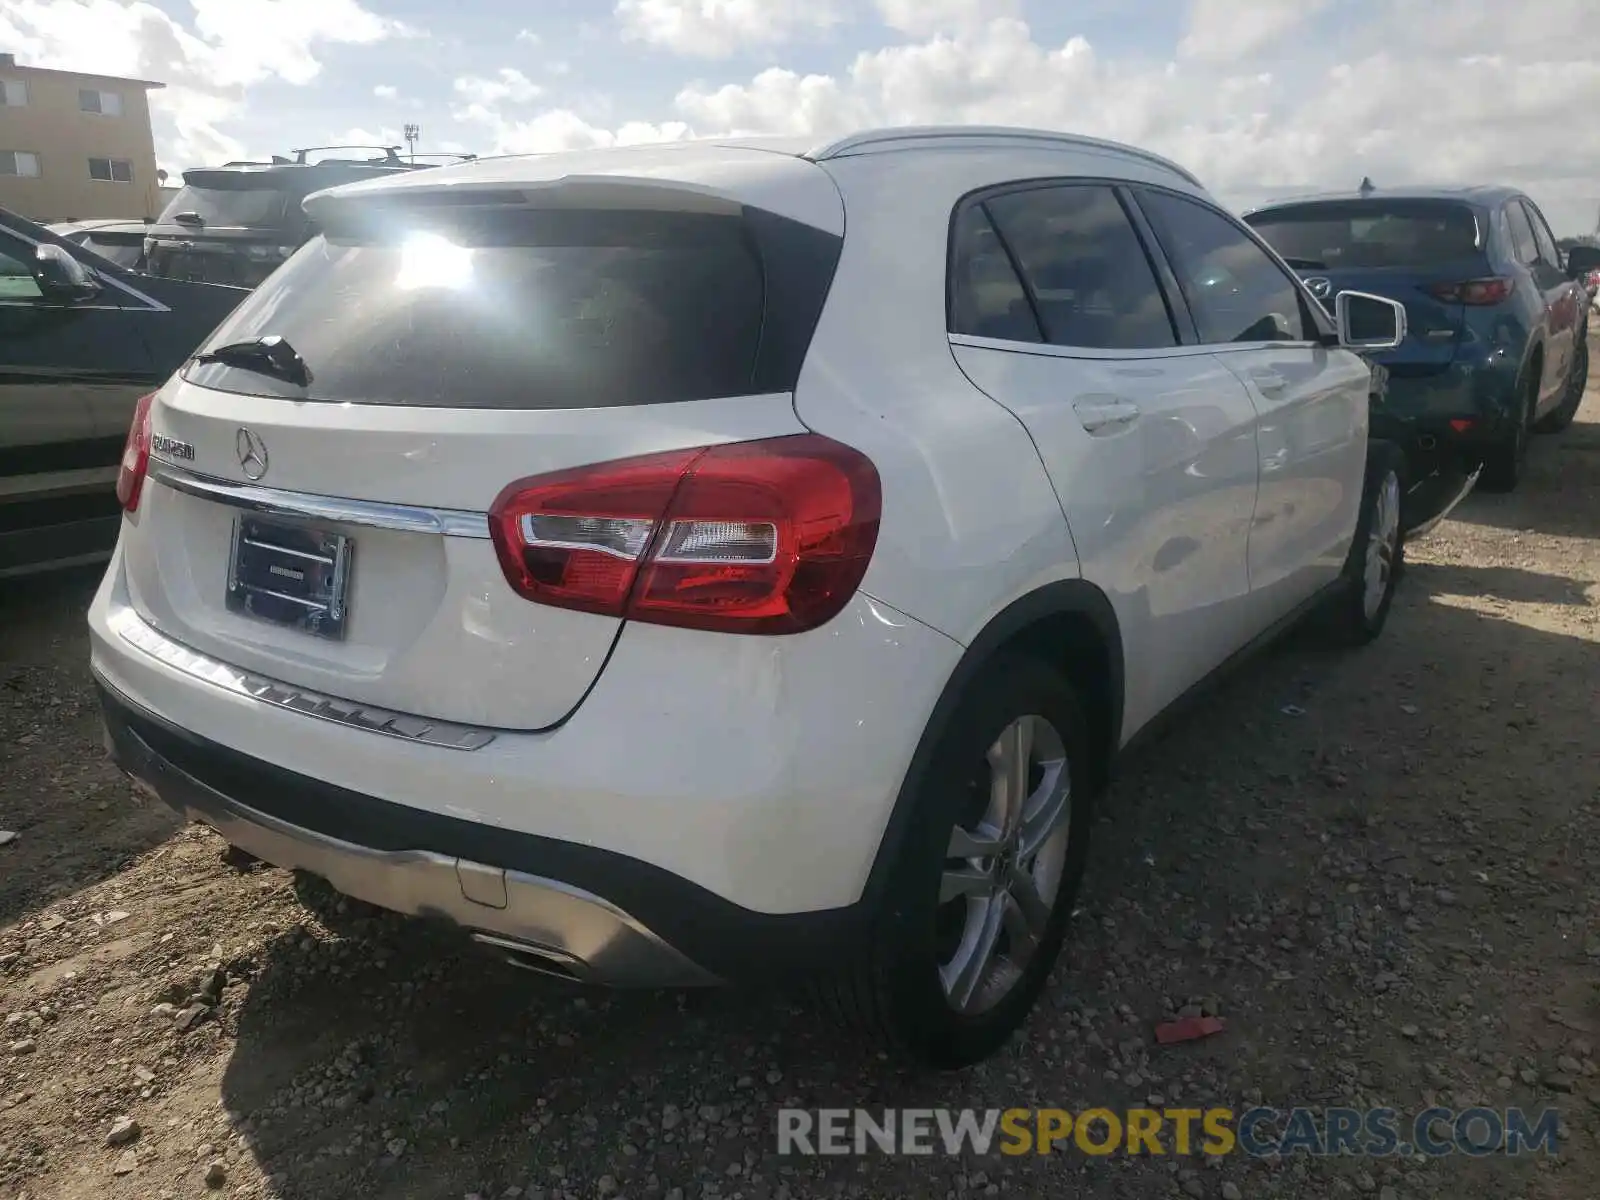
{"left": 118, "top": 153, "right": 845, "bottom": 730}
{"left": 1246, "top": 198, "right": 1491, "bottom": 375}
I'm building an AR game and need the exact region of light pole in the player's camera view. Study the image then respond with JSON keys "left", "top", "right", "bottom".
{"left": 404, "top": 123, "right": 420, "bottom": 164}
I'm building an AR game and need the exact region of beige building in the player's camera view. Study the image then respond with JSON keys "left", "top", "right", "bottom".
{"left": 0, "top": 53, "right": 165, "bottom": 222}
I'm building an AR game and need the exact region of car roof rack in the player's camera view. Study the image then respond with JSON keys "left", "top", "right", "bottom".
{"left": 403, "top": 152, "right": 479, "bottom": 163}
{"left": 804, "top": 125, "right": 1201, "bottom": 187}
{"left": 290, "top": 145, "right": 407, "bottom": 166}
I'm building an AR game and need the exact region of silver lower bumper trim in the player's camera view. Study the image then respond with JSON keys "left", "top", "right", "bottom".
{"left": 137, "top": 766, "right": 721, "bottom": 989}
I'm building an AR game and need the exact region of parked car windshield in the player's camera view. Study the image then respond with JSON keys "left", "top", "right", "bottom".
{"left": 1245, "top": 200, "right": 1483, "bottom": 269}
{"left": 157, "top": 184, "right": 289, "bottom": 229}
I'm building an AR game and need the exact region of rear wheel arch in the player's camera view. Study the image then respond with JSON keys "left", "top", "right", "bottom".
{"left": 860, "top": 579, "right": 1123, "bottom": 909}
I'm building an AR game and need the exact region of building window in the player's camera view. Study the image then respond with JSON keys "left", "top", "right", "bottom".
{"left": 79, "top": 88, "right": 123, "bottom": 116}
{"left": 89, "top": 157, "right": 133, "bottom": 183}
{"left": 0, "top": 80, "right": 27, "bottom": 106}
{"left": 0, "top": 151, "right": 41, "bottom": 178}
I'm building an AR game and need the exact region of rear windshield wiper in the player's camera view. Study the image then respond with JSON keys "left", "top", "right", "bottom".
{"left": 194, "top": 335, "right": 313, "bottom": 388}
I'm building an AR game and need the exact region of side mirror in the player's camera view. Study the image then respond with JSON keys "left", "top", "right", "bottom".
{"left": 1564, "top": 244, "right": 1600, "bottom": 280}
{"left": 1335, "top": 290, "right": 1406, "bottom": 352}
{"left": 33, "top": 243, "right": 102, "bottom": 303}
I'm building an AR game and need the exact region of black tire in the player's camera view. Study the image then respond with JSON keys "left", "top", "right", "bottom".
{"left": 1479, "top": 368, "right": 1538, "bottom": 492}
{"left": 1328, "top": 440, "right": 1406, "bottom": 645}
{"left": 1535, "top": 332, "right": 1587, "bottom": 434}
{"left": 813, "top": 655, "right": 1095, "bottom": 1069}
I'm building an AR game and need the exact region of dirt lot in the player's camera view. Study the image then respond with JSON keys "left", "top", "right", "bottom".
{"left": 3, "top": 372, "right": 1599, "bottom": 1200}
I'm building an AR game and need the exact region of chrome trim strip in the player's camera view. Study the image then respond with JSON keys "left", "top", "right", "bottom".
{"left": 150, "top": 461, "right": 492, "bottom": 539}
{"left": 108, "top": 606, "right": 496, "bottom": 750}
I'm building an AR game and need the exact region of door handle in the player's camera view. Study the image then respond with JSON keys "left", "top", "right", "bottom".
{"left": 1074, "top": 397, "right": 1141, "bottom": 433}
{"left": 1249, "top": 369, "right": 1287, "bottom": 395}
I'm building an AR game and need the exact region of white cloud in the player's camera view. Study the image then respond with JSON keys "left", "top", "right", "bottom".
{"left": 614, "top": 0, "right": 845, "bottom": 58}
{"left": 0, "top": 0, "right": 414, "bottom": 171}
{"left": 373, "top": 83, "right": 398, "bottom": 100}
{"left": 874, "top": 0, "right": 1021, "bottom": 38}
{"left": 453, "top": 67, "right": 543, "bottom": 107}
{"left": 664, "top": 8, "right": 1600, "bottom": 232}
{"left": 1179, "top": 0, "right": 1331, "bottom": 64}
{"left": 515, "top": 28, "right": 541, "bottom": 46}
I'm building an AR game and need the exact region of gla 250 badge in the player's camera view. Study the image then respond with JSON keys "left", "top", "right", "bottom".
{"left": 150, "top": 434, "right": 195, "bottom": 461}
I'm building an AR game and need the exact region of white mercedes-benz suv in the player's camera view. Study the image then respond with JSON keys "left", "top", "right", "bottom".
{"left": 89, "top": 126, "right": 1408, "bottom": 1068}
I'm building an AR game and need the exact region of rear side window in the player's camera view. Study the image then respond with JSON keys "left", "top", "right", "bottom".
{"left": 184, "top": 205, "right": 842, "bottom": 409}
{"left": 948, "top": 205, "right": 1042, "bottom": 343}
{"left": 949, "top": 184, "right": 1177, "bottom": 350}
{"left": 1140, "top": 189, "right": 1306, "bottom": 345}
{"left": 1521, "top": 200, "right": 1561, "bottom": 267}
{"left": 1246, "top": 199, "right": 1483, "bottom": 270}
{"left": 1503, "top": 202, "right": 1539, "bottom": 266}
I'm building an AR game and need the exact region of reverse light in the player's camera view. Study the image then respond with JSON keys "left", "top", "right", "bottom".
{"left": 1426, "top": 278, "right": 1513, "bottom": 306}
{"left": 116, "top": 392, "right": 156, "bottom": 512}
{"left": 487, "top": 434, "right": 882, "bottom": 635}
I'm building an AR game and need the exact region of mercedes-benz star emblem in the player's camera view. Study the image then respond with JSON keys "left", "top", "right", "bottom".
{"left": 236, "top": 427, "right": 269, "bottom": 481}
{"left": 1305, "top": 276, "right": 1333, "bottom": 299}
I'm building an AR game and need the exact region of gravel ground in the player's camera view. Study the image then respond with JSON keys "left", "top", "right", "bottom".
{"left": 3, "top": 367, "right": 1599, "bottom": 1200}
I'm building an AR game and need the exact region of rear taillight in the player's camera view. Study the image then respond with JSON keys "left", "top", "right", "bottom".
{"left": 1426, "top": 278, "right": 1513, "bottom": 305}
{"left": 116, "top": 392, "right": 156, "bottom": 512}
{"left": 487, "top": 434, "right": 882, "bottom": 635}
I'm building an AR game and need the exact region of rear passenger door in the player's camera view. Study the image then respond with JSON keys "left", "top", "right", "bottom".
{"left": 945, "top": 180, "right": 1263, "bottom": 739}
{"left": 1519, "top": 198, "right": 1581, "bottom": 412}
{"left": 1132, "top": 186, "right": 1370, "bottom": 626}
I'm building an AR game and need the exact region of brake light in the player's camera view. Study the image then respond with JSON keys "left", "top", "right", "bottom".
{"left": 116, "top": 392, "right": 156, "bottom": 512}
{"left": 487, "top": 434, "right": 882, "bottom": 635}
{"left": 1426, "top": 278, "right": 1513, "bottom": 305}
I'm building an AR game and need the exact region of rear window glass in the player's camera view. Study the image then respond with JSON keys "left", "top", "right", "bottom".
{"left": 80, "top": 235, "right": 143, "bottom": 268}
{"left": 1245, "top": 200, "right": 1482, "bottom": 270}
{"left": 183, "top": 206, "right": 827, "bottom": 409}
{"left": 159, "top": 184, "right": 289, "bottom": 229}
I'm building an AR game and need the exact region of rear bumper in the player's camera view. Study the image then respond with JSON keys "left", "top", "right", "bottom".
{"left": 88, "top": 541, "right": 964, "bottom": 983}
{"left": 98, "top": 675, "right": 873, "bottom": 986}
{"left": 100, "top": 680, "right": 724, "bottom": 985}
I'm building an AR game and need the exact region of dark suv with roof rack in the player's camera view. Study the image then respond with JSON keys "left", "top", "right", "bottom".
{"left": 142, "top": 146, "right": 475, "bottom": 289}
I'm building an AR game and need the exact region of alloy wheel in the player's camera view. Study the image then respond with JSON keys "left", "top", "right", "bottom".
{"left": 936, "top": 715, "right": 1073, "bottom": 1016}
{"left": 1363, "top": 470, "right": 1401, "bottom": 621}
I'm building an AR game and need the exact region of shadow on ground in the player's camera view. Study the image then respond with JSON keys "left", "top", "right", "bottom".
{"left": 0, "top": 565, "right": 180, "bottom": 925}
{"left": 1449, "top": 407, "right": 1600, "bottom": 541}
{"left": 216, "top": 552, "right": 1596, "bottom": 1199}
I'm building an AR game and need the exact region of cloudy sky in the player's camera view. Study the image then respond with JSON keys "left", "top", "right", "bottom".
{"left": 4, "top": 0, "right": 1599, "bottom": 232}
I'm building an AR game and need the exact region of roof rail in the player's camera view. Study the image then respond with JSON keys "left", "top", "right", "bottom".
{"left": 405, "top": 152, "right": 479, "bottom": 163}
{"left": 291, "top": 145, "right": 405, "bottom": 166}
{"left": 804, "top": 126, "right": 1201, "bottom": 187}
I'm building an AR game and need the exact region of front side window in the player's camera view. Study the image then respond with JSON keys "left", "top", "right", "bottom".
{"left": 0, "top": 151, "right": 41, "bottom": 178}
{"left": 1140, "top": 189, "right": 1307, "bottom": 345}
{"left": 0, "top": 241, "right": 43, "bottom": 301}
{"left": 0, "top": 80, "right": 27, "bottom": 106}
{"left": 79, "top": 88, "right": 123, "bottom": 116}
{"left": 89, "top": 157, "right": 133, "bottom": 183}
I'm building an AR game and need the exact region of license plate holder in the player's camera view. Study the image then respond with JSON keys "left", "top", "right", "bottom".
{"left": 226, "top": 514, "right": 354, "bottom": 641}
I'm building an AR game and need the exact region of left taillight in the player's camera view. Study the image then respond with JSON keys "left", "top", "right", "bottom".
{"left": 487, "top": 433, "right": 882, "bottom": 635}
{"left": 116, "top": 392, "right": 156, "bottom": 512}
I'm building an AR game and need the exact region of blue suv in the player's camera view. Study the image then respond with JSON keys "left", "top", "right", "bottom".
{"left": 1244, "top": 185, "right": 1592, "bottom": 493}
